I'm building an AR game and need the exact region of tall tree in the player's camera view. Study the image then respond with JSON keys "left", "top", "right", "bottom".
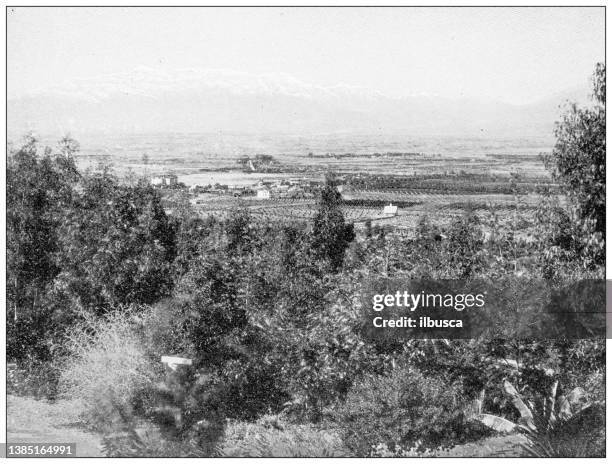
{"left": 311, "top": 176, "right": 355, "bottom": 272}
{"left": 7, "top": 135, "right": 80, "bottom": 359}
{"left": 544, "top": 63, "right": 605, "bottom": 265}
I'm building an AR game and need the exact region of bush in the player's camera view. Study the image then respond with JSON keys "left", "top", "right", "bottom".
{"left": 58, "top": 309, "right": 160, "bottom": 431}
{"left": 101, "top": 426, "right": 214, "bottom": 457}
{"left": 7, "top": 360, "right": 60, "bottom": 399}
{"left": 521, "top": 402, "right": 605, "bottom": 457}
{"left": 332, "top": 366, "right": 483, "bottom": 455}
{"left": 101, "top": 410, "right": 348, "bottom": 457}
{"left": 219, "top": 415, "right": 348, "bottom": 457}
{"left": 583, "top": 371, "right": 605, "bottom": 404}
{"left": 139, "top": 298, "right": 195, "bottom": 362}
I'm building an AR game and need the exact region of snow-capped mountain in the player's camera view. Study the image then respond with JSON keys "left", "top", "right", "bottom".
{"left": 8, "top": 68, "right": 591, "bottom": 137}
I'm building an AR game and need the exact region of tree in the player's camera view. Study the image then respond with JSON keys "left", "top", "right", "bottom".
{"left": 445, "top": 212, "right": 485, "bottom": 278}
{"left": 544, "top": 63, "right": 605, "bottom": 266}
{"left": 7, "top": 135, "right": 80, "bottom": 361}
{"left": 225, "top": 208, "right": 256, "bottom": 255}
{"left": 49, "top": 171, "right": 177, "bottom": 317}
{"left": 310, "top": 177, "right": 355, "bottom": 271}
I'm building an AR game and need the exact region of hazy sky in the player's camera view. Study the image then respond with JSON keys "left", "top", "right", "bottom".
{"left": 8, "top": 7, "right": 605, "bottom": 104}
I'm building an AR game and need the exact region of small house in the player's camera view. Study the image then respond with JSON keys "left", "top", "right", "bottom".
{"left": 164, "top": 174, "right": 178, "bottom": 186}
{"left": 151, "top": 174, "right": 178, "bottom": 187}
{"left": 256, "top": 188, "right": 271, "bottom": 200}
{"left": 383, "top": 203, "right": 398, "bottom": 216}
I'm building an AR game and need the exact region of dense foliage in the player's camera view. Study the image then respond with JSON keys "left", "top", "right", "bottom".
{"left": 332, "top": 365, "right": 485, "bottom": 454}
{"left": 6, "top": 64, "right": 605, "bottom": 457}
{"left": 543, "top": 62, "right": 605, "bottom": 266}
{"left": 7, "top": 136, "right": 80, "bottom": 361}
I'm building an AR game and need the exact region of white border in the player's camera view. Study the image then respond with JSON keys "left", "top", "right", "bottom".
{"left": 1, "top": 3, "right": 608, "bottom": 464}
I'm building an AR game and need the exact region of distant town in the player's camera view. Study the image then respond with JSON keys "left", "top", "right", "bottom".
{"left": 150, "top": 173, "right": 321, "bottom": 200}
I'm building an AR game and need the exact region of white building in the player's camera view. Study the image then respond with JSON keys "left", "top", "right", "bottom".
{"left": 151, "top": 174, "right": 178, "bottom": 187}
{"left": 256, "top": 189, "right": 271, "bottom": 199}
{"left": 383, "top": 203, "right": 398, "bottom": 216}
{"left": 164, "top": 174, "right": 178, "bottom": 186}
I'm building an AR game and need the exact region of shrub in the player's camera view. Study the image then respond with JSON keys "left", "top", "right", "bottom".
{"left": 521, "top": 402, "right": 605, "bottom": 457}
{"left": 139, "top": 298, "right": 195, "bottom": 362}
{"left": 7, "top": 360, "right": 60, "bottom": 399}
{"left": 101, "top": 427, "right": 214, "bottom": 457}
{"left": 58, "top": 309, "right": 160, "bottom": 431}
{"left": 219, "top": 415, "right": 348, "bottom": 457}
{"left": 332, "top": 366, "right": 483, "bottom": 455}
{"left": 583, "top": 371, "right": 605, "bottom": 404}
{"left": 101, "top": 411, "right": 348, "bottom": 457}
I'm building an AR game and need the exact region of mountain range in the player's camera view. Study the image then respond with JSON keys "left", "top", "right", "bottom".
{"left": 8, "top": 67, "right": 592, "bottom": 138}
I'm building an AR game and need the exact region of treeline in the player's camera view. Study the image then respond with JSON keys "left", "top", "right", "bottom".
{"left": 344, "top": 172, "right": 556, "bottom": 195}
{"left": 6, "top": 142, "right": 352, "bottom": 364}
{"left": 307, "top": 151, "right": 427, "bottom": 159}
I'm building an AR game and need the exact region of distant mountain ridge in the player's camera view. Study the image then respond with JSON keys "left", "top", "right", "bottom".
{"left": 8, "top": 68, "right": 592, "bottom": 138}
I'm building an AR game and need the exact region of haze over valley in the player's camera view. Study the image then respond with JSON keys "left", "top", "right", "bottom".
{"left": 8, "top": 67, "right": 590, "bottom": 141}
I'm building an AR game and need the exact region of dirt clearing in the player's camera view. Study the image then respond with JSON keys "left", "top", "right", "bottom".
{"left": 7, "top": 395, "right": 103, "bottom": 457}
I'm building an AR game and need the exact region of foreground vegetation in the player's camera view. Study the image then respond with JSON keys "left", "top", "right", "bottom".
{"left": 6, "top": 64, "right": 605, "bottom": 457}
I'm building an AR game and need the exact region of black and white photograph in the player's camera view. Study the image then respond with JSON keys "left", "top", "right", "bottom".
{"left": 4, "top": 5, "right": 606, "bottom": 458}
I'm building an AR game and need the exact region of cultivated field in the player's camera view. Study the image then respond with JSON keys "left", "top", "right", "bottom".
{"left": 23, "top": 132, "right": 557, "bottom": 236}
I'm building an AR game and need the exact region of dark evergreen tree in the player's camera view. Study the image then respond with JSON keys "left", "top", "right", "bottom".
{"left": 311, "top": 177, "right": 355, "bottom": 271}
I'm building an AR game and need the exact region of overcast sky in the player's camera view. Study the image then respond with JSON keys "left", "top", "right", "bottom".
{"left": 8, "top": 7, "right": 605, "bottom": 104}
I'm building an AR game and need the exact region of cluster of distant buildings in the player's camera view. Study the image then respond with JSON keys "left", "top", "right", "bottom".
{"left": 248, "top": 178, "right": 320, "bottom": 200}
{"left": 150, "top": 174, "right": 321, "bottom": 201}
{"left": 151, "top": 172, "right": 400, "bottom": 217}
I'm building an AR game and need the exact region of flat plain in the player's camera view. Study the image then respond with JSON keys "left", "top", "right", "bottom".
{"left": 50, "top": 132, "right": 557, "bottom": 237}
